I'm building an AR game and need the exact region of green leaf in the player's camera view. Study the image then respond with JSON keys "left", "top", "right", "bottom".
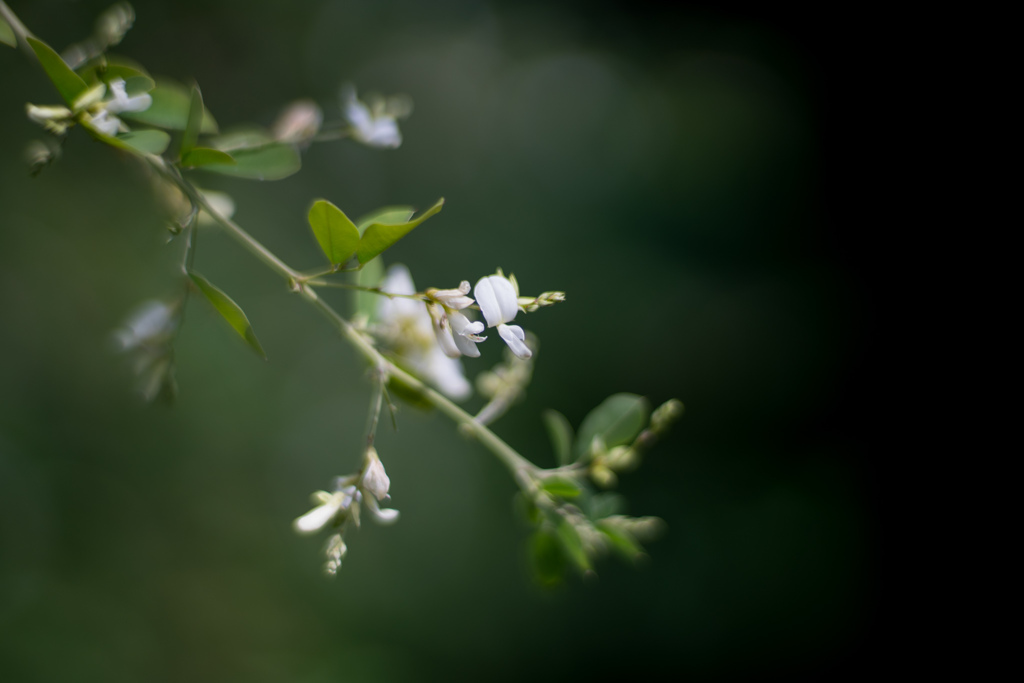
{"left": 596, "top": 522, "right": 644, "bottom": 563}
{"left": 180, "top": 85, "right": 204, "bottom": 155}
{"left": 530, "top": 529, "right": 567, "bottom": 587}
{"left": 188, "top": 271, "right": 267, "bottom": 359}
{"left": 542, "top": 409, "right": 574, "bottom": 467}
{"left": 199, "top": 143, "right": 300, "bottom": 180}
{"left": 353, "top": 255, "right": 384, "bottom": 322}
{"left": 556, "top": 520, "right": 591, "bottom": 572}
{"left": 540, "top": 477, "right": 582, "bottom": 499}
{"left": 356, "top": 206, "right": 414, "bottom": 235}
{"left": 121, "top": 78, "right": 217, "bottom": 132}
{"left": 574, "top": 393, "right": 650, "bottom": 459}
{"left": 78, "top": 57, "right": 155, "bottom": 94}
{"left": 308, "top": 200, "right": 361, "bottom": 265}
{"left": 588, "top": 492, "right": 624, "bottom": 520}
{"left": 209, "top": 127, "right": 273, "bottom": 151}
{"left": 28, "top": 37, "right": 88, "bottom": 105}
{"left": 356, "top": 198, "right": 444, "bottom": 265}
{"left": 181, "top": 147, "right": 235, "bottom": 168}
{"left": 1, "top": 17, "right": 16, "bottom": 48}
{"left": 114, "top": 129, "right": 171, "bottom": 155}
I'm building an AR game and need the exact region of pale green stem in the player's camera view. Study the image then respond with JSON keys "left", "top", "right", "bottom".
{"left": 0, "top": 1, "right": 35, "bottom": 57}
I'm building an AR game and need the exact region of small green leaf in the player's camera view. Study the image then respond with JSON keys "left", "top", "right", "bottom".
{"left": 199, "top": 143, "right": 300, "bottom": 180}
{"left": 188, "top": 271, "right": 267, "bottom": 359}
{"left": 596, "top": 522, "right": 644, "bottom": 563}
{"left": 180, "top": 85, "right": 204, "bottom": 155}
{"left": 181, "top": 147, "right": 235, "bottom": 168}
{"left": 1, "top": 17, "right": 17, "bottom": 48}
{"left": 114, "top": 129, "right": 171, "bottom": 155}
{"left": 308, "top": 200, "right": 361, "bottom": 265}
{"left": 353, "top": 255, "right": 384, "bottom": 321}
{"left": 574, "top": 393, "right": 650, "bottom": 459}
{"left": 356, "top": 198, "right": 444, "bottom": 265}
{"left": 356, "top": 206, "right": 414, "bottom": 235}
{"left": 209, "top": 127, "right": 273, "bottom": 151}
{"left": 588, "top": 492, "right": 624, "bottom": 520}
{"left": 28, "top": 37, "right": 88, "bottom": 105}
{"left": 530, "top": 529, "right": 567, "bottom": 587}
{"left": 542, "top": 409, "right": 574, "bottom": 467}
{"left": 121, "top": 78, "right": 217, "bottom": 132}
{"left": 556, "top": 520, "right": 591, "bottom": 572}
{"left": 540, "top": 477, "right": 582, "bottom": 499}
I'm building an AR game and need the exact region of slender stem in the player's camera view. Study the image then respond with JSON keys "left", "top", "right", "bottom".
{"left": 0, "top": 1, "right": 35, "bottom": 57}
{"left": 364, "top": 366, "right": 385, "bottom": 448}
{"left": 305, "top": 279, "right": 428, "bottom": 302}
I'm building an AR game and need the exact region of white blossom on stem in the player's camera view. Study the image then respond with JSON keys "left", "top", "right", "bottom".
{"left": 293, "top": 486, "right": 357, "bottom": 535}
{"left": 341, "top": 85, "right": 402, "bottom": 149}
{"left": 104, "top": 78, "right": 152, "bottom": 114}
{"left": 474, "top": 273, "right": 532, "bottom": 360}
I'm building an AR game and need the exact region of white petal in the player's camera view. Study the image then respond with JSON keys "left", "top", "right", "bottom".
{"left": 364, "top": 496, "right": 400, "bottom": 525}
{"left": 474, "top": 276, "right": 502, "bottom": 327}
{"left": 449, "top": 311, "right": 484, "bottom": 336}
{"left": 498, "top": 324, "right": 532, "bottom": 359}
{"left": 453, "top": 329, "right": 481, "bottom": 357}
{"left": 475, "top": 275, "right": 519, "bottom": 327}
{"left": 293, "top": 492, "right": 344, "bottom": 534}
{"left": 422, "top": 346, "right": 471, "bottom": 400}
{"left": 360, "top": 448, "right": 391, "bottom": 501}
{"left": 427, "top": 304, "right": 462, "bottom": 358}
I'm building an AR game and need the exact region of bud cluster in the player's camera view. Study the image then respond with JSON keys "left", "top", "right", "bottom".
{"left": 586, "top": 398, "right": 684, "bottom": 488}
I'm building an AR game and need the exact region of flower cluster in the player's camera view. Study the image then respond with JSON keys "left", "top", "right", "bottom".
{"left": 293, "top": 446, "right": 399, "bottom": 576}
{"left": 27, "top": 77, "right": 151, "bottom": 138}
{"left": 341, "top": 85, "right": 410, "bottom": 149}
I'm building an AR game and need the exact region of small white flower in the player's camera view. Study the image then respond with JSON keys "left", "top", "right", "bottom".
{"left": 104, "top": 78, "right": 152, "bottom": 115}
{"left": 272, "top": 99, "right": 323, "bottom": 144}
{"left": 474, "top": 274, "right": 533, "bottom": 359}
{"left": 342, "top": 85, "right": 402, "bottom": 149}
{"left": 293, "top": 486, "right": 357, "bottom": 535}
{"left": 360, "top": 447, "right": 390, "bottom": 501}
{"left": 376, "top": 264, "right": 472, "bottom": 400}
{"left": 426, "top": 282, "right": 486, "bottom": 358}
{"left": 364, "top": 495, "right": 400, "bottom": 525}
{"left": 114, "top": 300, "right": 176, "bottom": 350}
{"left": 88, "top": 109, "right": 122, "bottom": 136}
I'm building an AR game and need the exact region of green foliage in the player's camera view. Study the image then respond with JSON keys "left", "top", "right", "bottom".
{"left": 542, "top": 409, "right": 574, "bottom": 466}
{"left": 1, "top": 16, "right": 15, "bottom": 47}
{"left": 539, "top": 477, "right": 582, "bottom": 499}
{"left": 596, "top": 521, "right": 644, "bottom": 563}
{"left": 78, "top": 57, "right": 155, "bottom": 94}
{"left": 357, "top": 207, "right": 415, "bottom": 233}
{"left": 556, "top": 519, "right": 591, "bottom": 572}
{"left": 28, "top": 37, "right": 88, "bottom": 105}
{"left": 179, "top": 85, "right": 205, "bottom": 155}
{"left": 188, "top": 271, "right": 267, "bottom": 360}
{"left": 356, "top": 198, "right": 444, "bottom": 265}
{"left": 113, "top": 129, "right": 171, "bottom": 155}
{"left": 308, "top": 200, "right": 360, "bottom": 266}
{"left": 120, "top": 78, "right": 217, "bottom": 132}
{"left": 199, "top": 143, "right": 299, "bottom": 180}
{"left": 574, "top": 393, "right": 650, "bottom": 459}
{"left": 529, "top": 529, "right": 567, "bottom": 587}
{"left": 180, "top": 147, "right": 235, "bottom": 168}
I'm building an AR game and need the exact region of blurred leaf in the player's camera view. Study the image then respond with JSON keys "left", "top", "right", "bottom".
{"left": 356, "top": 206, "right": 414, "bottom": 235}
{"left": 556, "top": 519, "right": 591, "bottom": 572}
{"left": 308, "top": 200, "right": 360, "bottom": 265}
{"left": 1, "top": 17, "right": 15, "bottom": 48}
{"left": 114, "top": 129, "right": 170, "bottom": 155}
{"left": 181, "top": 147, "right": 235, "bottom": 168}
{"left": 356, "top": 198, "right": 444, "bottom": 265}
{"left": 588, "top": 492, "right": 625, "bottom": 520}
{"left": 188, "top": 271, "right": 267, "bottom": 360}
{"left": 540, "top": 477, "right": 582, "bottom": 499}
{"left": 596, "top": 521, "right": 644, "bottom": 563}
{"left": 199, "top": 143, "right": 300, "bottom": 180}
{"left": 542, "top": 409, "right": 574, "bottom": 466}
{"left": 121, "top": 78, "right": 217, "bottom": 132}
{"left": 353, "top": 256, "right": 384, "bottom": 321}
{"left": 78, "top": 57, "right": 155, "bottom": 93}
{"left": 530, "top": 529, "right": 566, "bottom": 587}
{"left": 28, "top": 37, "right": 88, "bottom": 105}
{"left": 574, "top": 393, "right": 650, "bottom": 458}
{"left": 514, "top": 492, "right": 543, "bottom": 526}
{"left": 209, "top": 126, "right": 273, "bottom": 151}
{"left": 179, "top": 85, "right": 204, "bottom": 155}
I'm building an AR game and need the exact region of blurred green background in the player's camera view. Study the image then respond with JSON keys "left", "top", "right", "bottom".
{"left": 0, "top": 0, "right": 873, "bottom": 680}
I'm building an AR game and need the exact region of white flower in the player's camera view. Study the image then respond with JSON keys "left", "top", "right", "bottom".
{"left": 376, "top": 264, "right": 472, "bottom": 400}
{"left": 88, "top": 109, "right": 122, "bottom": 136}
{"left": 360, "top": 447, "right": 390, "bottom": 501}
{"left": 114, "top": 300, "right": 176, "bottom": 350}
{"left": 342, "top": 85, "right": 402, "bottom": 149}
{"left": 293, "top": 486, "right": 357, "bottom": 534}
{"left": 272, "top": 99, "right": 322, "bottom": 144}
{"left": 474, "top": 274, "right": 532, "bottom": 360}
{"left": 426, "top": 282, "right": 487, "bottom": 359}
{"left": 104, "top": 78, "right": 152, "bottom": 115}
{"left": 364, "top": 495, "right": 400, "bottom": 525}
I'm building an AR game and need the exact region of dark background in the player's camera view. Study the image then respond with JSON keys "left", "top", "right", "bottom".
{"left": 1, "top": 1, "right": 880, "bottom": 680}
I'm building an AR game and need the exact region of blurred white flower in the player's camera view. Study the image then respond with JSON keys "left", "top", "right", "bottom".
{"left": 341, "top": 85, "right": 403, "bottom": 149}
{"left": 104, "top": 78, "right": 151, "bottom": 114}
{"left": 272, "top": 99, "right": 322, "bottom": 144}
{"left": 114, "top": 300, "right": 176, "bottom": 350}
{"left": 360, "top": 446, "right": 390, "bottom": 501}
{"left": 293, "top": 486, "right": 357, "bottom": 535}
{"left": 427, "top": 282, "right": 486, "bottom": 359}
{"left": 475, "top": 274, "right": 532, "bottom": 359}
{"left": 376, "top": 264, "right": 472, "bottom": 400}
{"left": 87, "top": 109, "right": 121, "bottom": 136}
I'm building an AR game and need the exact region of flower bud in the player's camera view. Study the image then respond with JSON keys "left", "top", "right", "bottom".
{"left": 360, "top": 446, "right": 391, "bottom": 501}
